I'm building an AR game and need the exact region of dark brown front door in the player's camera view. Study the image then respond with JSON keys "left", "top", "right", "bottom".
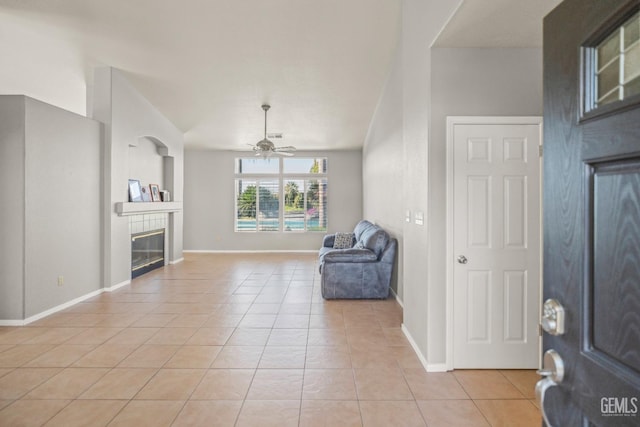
{"left": 543, "top": 0, "right": 640, "bottom": 425}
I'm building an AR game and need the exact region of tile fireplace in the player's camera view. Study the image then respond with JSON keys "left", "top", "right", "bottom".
{"left": 131, "top": 229, "right": 165, "bottom": 278}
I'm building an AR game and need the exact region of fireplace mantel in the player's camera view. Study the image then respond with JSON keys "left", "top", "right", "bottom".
{"left": 115, "top": 201, "right": 183, "bottom": 216}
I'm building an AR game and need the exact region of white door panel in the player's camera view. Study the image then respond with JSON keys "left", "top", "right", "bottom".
{"left": 452, "top": 122, "right": 541, "bottom": 369}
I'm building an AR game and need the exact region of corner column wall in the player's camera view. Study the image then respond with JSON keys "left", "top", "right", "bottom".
{"left": 92, "top": 67, "right": 184, "bottom": 289}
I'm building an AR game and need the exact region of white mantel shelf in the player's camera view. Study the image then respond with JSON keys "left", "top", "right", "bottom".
{"left": 115, "top": 201, "right": 183, "bottom": 216}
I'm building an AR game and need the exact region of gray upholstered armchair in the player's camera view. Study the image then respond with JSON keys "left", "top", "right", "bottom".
{"left": 319, "top": 220, "right": 397, "bottom": 299}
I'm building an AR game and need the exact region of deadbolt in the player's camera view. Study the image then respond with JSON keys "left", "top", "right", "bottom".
{"left": 457, "top": 255, "right": 468, "bottom": 264}
{"left": 541, "top": 298, "right": 565, "bottom": 336}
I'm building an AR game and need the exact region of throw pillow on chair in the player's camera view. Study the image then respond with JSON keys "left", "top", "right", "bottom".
{"left": 333, "top": 232, "right": 355, "bottom": 249}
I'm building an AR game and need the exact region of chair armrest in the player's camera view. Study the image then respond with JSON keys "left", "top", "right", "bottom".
{"left": 323, "top": 248, "right": 377, "bottom": 263}
{"left": 322, "top": 234, "right": 336, "bottom": 248}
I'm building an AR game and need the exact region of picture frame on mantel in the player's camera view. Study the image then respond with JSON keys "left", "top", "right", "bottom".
{"left": 149, "top": 184, "right": 161, "bottom": 202}
{"left": 141, "top": 186, "right": 152, "bottom": 202}
{"left": 128, "top": 179, "right": 143, "bottom": 202}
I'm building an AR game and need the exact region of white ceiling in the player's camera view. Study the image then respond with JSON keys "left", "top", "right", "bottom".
{"left": 434, "top": 0, "right": 562, "bottom": 48}
{"left": 0, "top": 0, "right": 560, "bottom": 151}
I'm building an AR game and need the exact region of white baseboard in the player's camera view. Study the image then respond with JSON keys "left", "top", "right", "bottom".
{"left": 0, "top": 279, "right": 134, "bottom": 325}
{"left": 401, "top": 324, "right": 429, "bottom": 371}
{"left": 0, "top": 319, "right": 26, "bottom": 326}
{"left": 104, "top": 279, "right": 130, "bottom": 292}
{"left": 390, "top": 288, "right": 403, "bottom": 308}
{"left": 0, "top": 250, "right": 316, "bottom": 326}
{"left": 401, "top": 324, "right": 449, "bottom": 373}
{"left": 169, "top": 257, "right": 184, "bottom": 265}
{"left": 184, "top": 250, "right": 318, "bottom": 254}
{"left": 426, "top": 363, "right": 448, "bottom": 372}
{"left": 0, "top": 288, "right": 104, "bottom": 326}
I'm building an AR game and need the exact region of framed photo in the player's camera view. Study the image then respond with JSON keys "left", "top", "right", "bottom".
{"left": 141, "top": 186, "right": 152, "bottom": 202}
{"left": 128, "top": 179, "right": 143, "bottom": 202}
{"left": 149, "top": 184, "right": 161, "bottom": 202}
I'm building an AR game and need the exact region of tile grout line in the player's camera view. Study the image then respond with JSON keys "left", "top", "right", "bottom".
{"left": 231, "top": 265, "right": 282, "bottom": 426}
{"left": 1, "top": 254, "right": 539, "bottom": 426}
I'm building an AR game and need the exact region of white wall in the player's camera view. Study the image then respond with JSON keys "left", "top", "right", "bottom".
{"left": 0, "top": 95, "right": 102, "bottom": 320}
{"left": 184, "top": 150, "right": 363, "bottom": 251}
{"left": 129, "top": 137, "right": 165, "bottom": 192}
{"left": 92, "top": 68, "right": 184, "bottom": 288}
{"left": 399, "top": 0, "right": 462, "bottom": 368}
{"left": 0, "top": 96, "right": 26, "bottom": 320}
{"left": 24, "top": 97, "right": 103, "bottom": 317}
{"left": 363, "top": 44, "right": 404, "bottom": 298}
{"left": 363, "top": 1, "right": 546, "bottom": 369}
{"left": 427, "top": 47, "right": 543, "bottom": 363}
{"left": 1, "top": 69, "right": 184, "bottom": 321}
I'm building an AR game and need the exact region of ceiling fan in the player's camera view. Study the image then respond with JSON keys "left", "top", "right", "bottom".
{"left": 250, "top": 104, "right": 296, "bottom": 157}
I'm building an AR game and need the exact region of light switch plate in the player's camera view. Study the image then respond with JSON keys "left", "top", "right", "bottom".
{"left": 415, "top": 211, "right": 424, "bottom": 226}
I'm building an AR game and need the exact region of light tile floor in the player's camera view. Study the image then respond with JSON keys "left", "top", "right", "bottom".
{"left": 0, "top": 253, "right": 542, "bottom": 426}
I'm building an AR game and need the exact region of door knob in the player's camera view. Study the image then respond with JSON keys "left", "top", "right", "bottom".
{"left": 457, "top": 255, "right": 468, "bottom": 264}
{"left": 536, "top": 349, "right": 565, "bottom": 427}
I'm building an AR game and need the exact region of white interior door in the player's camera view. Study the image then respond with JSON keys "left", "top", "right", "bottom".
{"left": 451, "top": 119, "right": 541, "bottom": 369}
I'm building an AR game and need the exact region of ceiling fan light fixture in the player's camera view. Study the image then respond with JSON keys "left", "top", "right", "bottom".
{"left": 250, "top": 104, "right": 296, "bottom": 157}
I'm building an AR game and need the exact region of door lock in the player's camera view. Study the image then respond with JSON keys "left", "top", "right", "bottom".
{"left": 457, "top": 255, "right": 468, "bottom": 264}
{"left": 541, "top": 298, "right": 565, "bottom": 336}
{"left": 536, "top": 349, "right": 565, "bottom": 427}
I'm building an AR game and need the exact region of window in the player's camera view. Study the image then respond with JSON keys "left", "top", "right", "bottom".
{"left": 283, "top": 178, "right": 327, "bottom": 232}
{"left": 235, "top": 157, "right": 279, "bottom": 174}
{"left": 235, "top": 157, "right": 327, "bottom": 232}
{"left": 589, "top": 11, "right": 640, "bottom": 109}
{"left": 283, "top": 157, "right": 328, "bottom": 174}
{"left": 235, "top": 179, "right": 279, "bottom": 231}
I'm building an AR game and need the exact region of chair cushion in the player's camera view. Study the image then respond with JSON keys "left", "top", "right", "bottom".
{"left": 333, "top": 232, "right": 355, "bottom": 249}
{"left": 361, "top": 229, "right": 389, "bottom": 258}
{"left": 323, "top": 248, "right": 377, "bottom": 263}
{"left": 353, "top": 220, "right": 376, "bottom": 241}
{"left": 322, "top": 234, "right": 336, "bottom": 248}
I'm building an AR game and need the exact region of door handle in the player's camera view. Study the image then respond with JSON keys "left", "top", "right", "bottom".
{"left": 536, "top": 349, "right": 565, "bottom": 427}
{"left": 457, "top": 255, "right": 468, "bottom": 264}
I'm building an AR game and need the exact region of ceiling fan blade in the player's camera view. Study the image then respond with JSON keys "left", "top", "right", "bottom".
{"left": 253, "top": 148, "right": 275, "bottom": 158}
{"left": 274, "top": 146, "right": 296, "bottom": 152}
{"left": 273, "top": 150, "right": 294, "bottom": 156}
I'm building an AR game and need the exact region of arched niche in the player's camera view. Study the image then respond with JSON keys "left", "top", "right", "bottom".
{"left": 128, "top": 136, "right": 175, "bottom": 196}
{"left": 134, "top": 135, "right": 169, "bottom": 156}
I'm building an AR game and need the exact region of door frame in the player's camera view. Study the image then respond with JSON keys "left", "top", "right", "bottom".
{"left": 445, "top": 116, "right": 544, "bottom": 371}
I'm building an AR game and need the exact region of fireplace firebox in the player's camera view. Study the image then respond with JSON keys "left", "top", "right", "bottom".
{"left": 131, "top": 229, "right": 165, "bottom": 278}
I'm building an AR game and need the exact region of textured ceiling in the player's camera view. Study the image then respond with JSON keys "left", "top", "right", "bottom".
{"left": 0, "top": 0, "right": 560, "bottom": 150}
